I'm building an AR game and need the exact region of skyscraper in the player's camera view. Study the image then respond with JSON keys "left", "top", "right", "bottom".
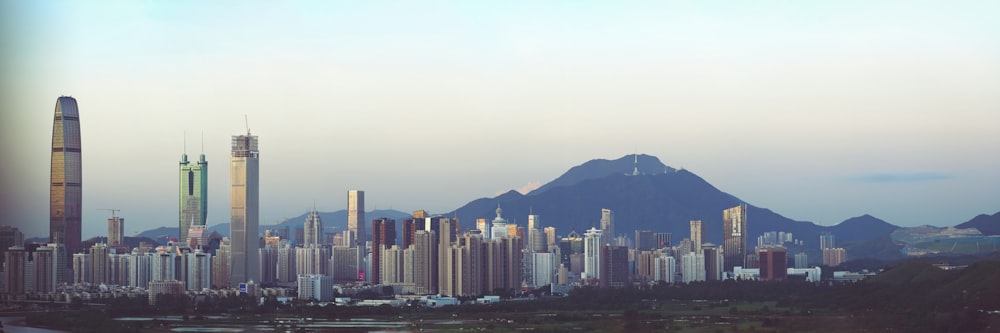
{"left": 583, "top": 227, "right": 603, "bottom": 280}
{"left": 491, "top": 206, "right": 508, "bottom": 241}
{"left": 107, "top": 215, "right": 124, "bottom": 247}
{"left": 600, "top": 209, "right": 614, "bottom": 245}
{"left": 303, "top": 207, "right": 322, "bottom": 246}
{"left": 819, "top": 232, "right": 835, "bottom": 250}
{"left": 230, "top": 131, "right": 260, "bottom": 286}
{"left": 347, "top": 190, "right": 365, "bottom": 247}
{"left": 690, "top": 220, "right": 704, "bottom": 254}
{"left": 371, "top": 217, "right": 396, "bottom": 284}
{"left": 50, "top": 96, "right": 83, "bottom": 256}
{"left": 722, "top": 204, "right": 748, "bottom": 272}
{"left": 758, "top": 247, "right": 787, "bottom": 281}
{"left": 179, "top": 148, "right": 208, "bottom": 242}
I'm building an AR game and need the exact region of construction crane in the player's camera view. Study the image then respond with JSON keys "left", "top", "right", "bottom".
{"left": 99, "top": 208, "right": 121, "bottom": 220}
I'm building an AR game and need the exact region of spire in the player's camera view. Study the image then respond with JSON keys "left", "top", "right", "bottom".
{"left": 496, "top": 203, "right": 503, "bottom": 219}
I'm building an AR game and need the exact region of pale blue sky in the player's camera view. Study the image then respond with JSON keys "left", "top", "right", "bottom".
{"left": 2, "top": 1, "right": 999, "bottom": 239}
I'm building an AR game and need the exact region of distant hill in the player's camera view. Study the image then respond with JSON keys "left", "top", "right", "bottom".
{"left": 449, "top": 154, "right": 900, "bottom": 249}
{"left": 956, "top": 211, "right": 1000, "bottom": 235}
{"left": 528, "top": 154, "right": 675, "bottom": 196}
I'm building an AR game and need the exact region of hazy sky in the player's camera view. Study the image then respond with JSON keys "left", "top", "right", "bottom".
{"left": 2, "top": 1, "right": 998, "bottom": 239}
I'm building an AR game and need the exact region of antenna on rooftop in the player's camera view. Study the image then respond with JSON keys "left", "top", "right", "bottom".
{"left": 201, "top": 131, "right": 204, "bottom": 154}
{"left": 245, "top": 114, "right": 250, "bottom": 134}
{"left": 183, "top": 131, "right": 187, "bottom": 154}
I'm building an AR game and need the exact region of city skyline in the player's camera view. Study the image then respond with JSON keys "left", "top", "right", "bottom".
{"left": 2, "top": 1, "right": 999, "bottom": 239}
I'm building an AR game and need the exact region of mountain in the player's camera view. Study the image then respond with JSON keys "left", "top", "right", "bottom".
{"left": 449, "top": 154, "right": 900, "bottom": 249}
{"left": 528, "top": 154, "right": 674, "bottom": 196}
{"left": 956, "top": 211, "right": 1000, "bottom": 235}
{"left": 136, "top": 209, "right": 412, "bottom": 239}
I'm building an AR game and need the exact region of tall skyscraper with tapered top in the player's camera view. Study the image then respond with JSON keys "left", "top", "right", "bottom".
{"left": 230, "top": 130, "right": 259, "bottom": 286}
{"left": 723, "top": 204, "right": 748, "bottom": 272}
{"left": 179, "top": 141, "right": 208, "bottom": 242}
{"left": 50, "top": 96, "right": 83, "bottom": 257}
{"left": 347, "top": 190, "right": 365, "bottom": 246}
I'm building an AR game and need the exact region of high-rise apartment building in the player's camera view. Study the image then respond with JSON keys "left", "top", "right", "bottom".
{"left": 600, "top": 209, "right": 614, "bottom": 245}
{"left": 722, "top": 204, "right": 748, "bottom": 272}
{"left": 412, "top": 230, "right": 437, "bottom": 294}
{"left": 303, "top": 207, "right": 322, "bottom": 246}
{"left": 330, "top": 246, "right": 360, "bottom": 282}
{"left": 258, "top": 245, "right": 277, "bottom": 284}
{"left": 634, "top": 230, "right": 654, "bottom": 251}
{"left": 690, "top": 220, "right": 704, "bottom": 254}
{"left": 476, "top": 218, "right": 489, "bottom": 239}
{"left": 600, "top": 245, "right": 629, "bottom": 288}
{"left": 583, "top": 227, "right": 603, "bottom": 280}
{"left": 211, "top": 239, "right": 231, "bottom": 289}
{"left": 89, "top": 243, "right": 110, "bottom": 285}
{"left": 51, "top": 96, "right": 83, "bottom": 256}
{"left": 0, "top": 226, "right": 24, "bottom": 268}
{"left": 179, "top": 150, "right": 208, "bottom": 242}
{"left": 295, "top": 245, "right": 329, "bottom": 276}
{"left": 187, "top": 249, "right": 212, "bottom": 291}
{"left": 681, "top": 252, "right": 706, "bottom": 283}
{"left": 819, "top": 232, "right": 835, "bottom": 250}
{"left": 276, "top": 243, "right": 296, "bottom": 283}
{"left": 3, "top": 247, "right": 27, "bottom": 294}
{"left": 230, "top": 131, "right": 260, "bottom": 287}
{"left": 347, "top": 190, "right": 365, "bottom": 246}
{"left": 794, "top": 252, "right": 808, "bottom": 268}
{"left": 544, "top": 227, "right": 557, "bottom": 251}
{"left": 823, "top": 248, "right": 846, "bottom": 267}
{"left": 703, "top": 243, "right": 723, "bottom": 281}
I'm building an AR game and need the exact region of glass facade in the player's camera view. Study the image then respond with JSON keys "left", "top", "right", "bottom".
{"left": 50, "top": 96, "right": 82, "bottom": 256}
{"left": 723, "top": 204, "right": 748, "bottom": 272}
{"left": 179, "top": 152, "right": 208, "bottom": 241}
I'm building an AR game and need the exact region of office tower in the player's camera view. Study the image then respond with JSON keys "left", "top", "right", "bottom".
{"left": 179, "top": 148, "right": 208, "bottom": 242}
{"left": 276, "top": 243, "right": 296, "bottom": 283}
{"left": 600, "top": 209, "right": 614, "bottom": 245}
{"left": 532, "top": 252, "right": 554, "bottom": 288}
{"left": 298, "top": 274, "right": 334, "bottom": 301}
{"left": 330, "top": 246, "right": 360, "bottom": 282}
{"left": 0, "top": 226, "right": 23, "bottom": 268}
{"left": 187, "top": 249, "right": 212, "bottom": 291}
{"left": 303, "top": 207, "right": 322, "bottom": 246}
{"left": 72, "top": 253, "right": 89, "bottom": 284}
{"left": 230, "top": 130, "right": 260, "bottom": 286}
{"left": 681, "top": 252, "right": 706, "bottom": 283}
{"left": 653, "top": 254, "right": 676, "bottom": 284}
{"left": 823, "top": 248, "right": 847, "bottom": 267}
{"left": 583, "top": 227, "right": 603, "bottom": 280}
{"left": 527, "top": 214, "right": 542, "bottom": 250}
{"left": 794, "top": 252, "right": 808, "bottom": 269}
{"left": 89, "top": 243, "right": 110, "bottom": 285}
{"left": 212, "top": 240, "right": 231, "bottom": 289}
{"left": 559, "top": 231, "right": 584, "bottom": 268}
{"left": 491, "top": 206, "right": 508, "bottom": 240}
{"left": 259, "top": 245, "right": 277, "bottom": 284}
{"left": 635, "top": 230, "right": 654, "bottom": 251}
{"left": 412, "top": 230, "right": 437, "bottom": 294}
{"left": 544, "top": 227, "right": 556, "bottom": 251}
{"left": 722, "top": 204, "right": 748, "bottom": 272}
{"left": 703, "top": 243, "right": 723, "bottom": 281}
{"left": 690, "top": 220, "right": 704, "bottom": 253}
{"left": 296, "top": 245, "right": 329, "bottom": 276}
{"left": 820, "top": 232, "right": 835, "bottom": 250}
{"left": 476, "top": 218, "right": 489, "bottom": 239}
{"left": 759, "top": 247, "right": 787, "bottom": 281}
{"left": 103, "top": 215, "right": 125, "bottom": 247}
{"left": 3, "top": 246, "right": 27, "bottom": 294}
{"left": 653, "top": 232, "right": 672, "bottom": 249}
{"left": 347, "top": 190, "right": 365, "bottom": 246}
{"left": 600, "top": 245, "right": 628, "bottom": 288}
{"left": 50, "top": 96, "right": 83, "bottom": 255}
{"left": 371, "top": 217, "right": 396, "bottom": 284}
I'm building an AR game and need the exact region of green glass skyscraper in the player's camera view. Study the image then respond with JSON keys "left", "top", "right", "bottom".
{"left": 179, "top": 149, "right": 208, "bottom": 241}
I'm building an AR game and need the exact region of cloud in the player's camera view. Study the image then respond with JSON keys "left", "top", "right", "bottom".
{"left": 850, "top": 172, "right": 956, "bottom": 183}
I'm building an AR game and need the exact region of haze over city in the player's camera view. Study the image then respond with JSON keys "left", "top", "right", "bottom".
{"left": 2, "top": 1, "right": 999, "bottom": 239}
